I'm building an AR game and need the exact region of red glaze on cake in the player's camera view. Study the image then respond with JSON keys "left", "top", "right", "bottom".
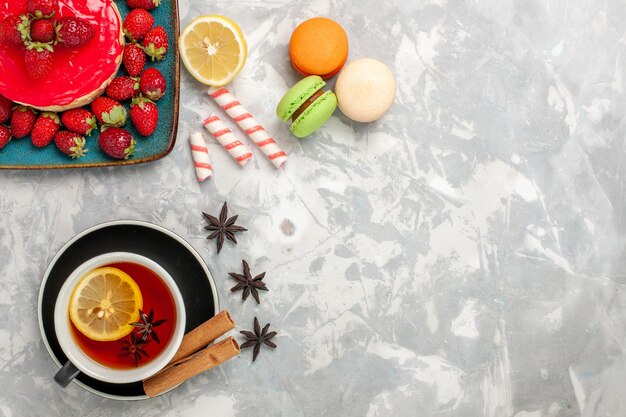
{"left": 0, "top": 0, "right": 124, "bottom": 112}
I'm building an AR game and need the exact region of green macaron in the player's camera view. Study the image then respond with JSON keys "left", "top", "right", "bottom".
{"left": 276, "top": 75, "right": 338, "bottom": 138}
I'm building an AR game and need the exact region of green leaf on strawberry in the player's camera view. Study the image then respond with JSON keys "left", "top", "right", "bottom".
{"left": 100, "top": 106, "right": 127, "bottom": 127}
{"left": 124, "top": 138, "right": 136, "bottom": 158}
{"left": 18, "top": 15, "right": 31, "bottom": 43}
{"left": 68, "top": 136, "right": 87, "bottom": 158}
{"left": 26, "top": 40, "right": 53, "bottom": 52}
{"left": 142, "top": 43, "right": 166, "bottom": 61}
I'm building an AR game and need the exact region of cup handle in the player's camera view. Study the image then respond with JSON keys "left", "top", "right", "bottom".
{"left": 54, "top": 361, "right": 80, "bottom": 388}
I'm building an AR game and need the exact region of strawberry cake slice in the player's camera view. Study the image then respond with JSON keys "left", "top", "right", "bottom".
{"left": 0, "top": 0, "right": 124, "bottom": 112}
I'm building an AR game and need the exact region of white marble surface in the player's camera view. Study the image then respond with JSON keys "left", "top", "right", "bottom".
{"left": 2, "top": 0, "right": 626, "bottom": 415}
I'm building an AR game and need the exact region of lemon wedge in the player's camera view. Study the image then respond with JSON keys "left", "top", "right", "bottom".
{"left": 179, "top": 15, "right": 247, "bottom": 86}
{"left": 69, "top": 267, "right": 143, "bottom": 341}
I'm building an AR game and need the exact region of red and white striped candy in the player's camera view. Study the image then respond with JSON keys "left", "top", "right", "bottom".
{"left": 207, "top": 86, "right": 288, "bottom": 169}
{"left": 203, "top": 113, "right": 253, "bottom": 166}
{"left": 189, "top": 132, "right": 212, "bottom": 182}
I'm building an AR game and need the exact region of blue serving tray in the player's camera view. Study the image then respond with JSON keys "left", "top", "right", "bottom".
{"left": 0, "top": 0, "right": 180, "bottom": 169}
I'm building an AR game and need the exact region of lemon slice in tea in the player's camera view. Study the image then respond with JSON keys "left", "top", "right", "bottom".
{"left": 178, "top": 15, "right": 247, "bottom": 86}
{"left": 69, "top": 267, "right": 143, "bottom": 342}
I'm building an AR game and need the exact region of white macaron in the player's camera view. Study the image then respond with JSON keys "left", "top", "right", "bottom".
{"left": 334, "top": 58, "right": 396, "bottom": 122}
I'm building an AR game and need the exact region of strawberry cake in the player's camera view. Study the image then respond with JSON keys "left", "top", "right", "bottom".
{"left": 0, "top": 0, "right": 124, "bottom": 112}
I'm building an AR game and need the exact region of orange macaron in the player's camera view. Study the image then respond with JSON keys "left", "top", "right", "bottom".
{"left": 289, "top": 17, "right": 349, "bottom": 79}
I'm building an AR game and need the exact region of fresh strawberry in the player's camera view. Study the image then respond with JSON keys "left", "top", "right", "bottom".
{"left": 0, "top": 95, "right": 13, "bottom": 124}
{"left": 105, "top": 76, "right": 140, "bottom": 102}
{"left": 55, "top": 17, "right": 95, "bottom": 48}
{"left": 0, "top": 125, "right": 11, "bottom": 150}
{"left": 31, "top": 112, "right": 60, "bottom": 147}
{"left": 31, "top": 18, "right": 55, "bottom": 43}
{"left": 10, "top": 106, "right": 37, "bottom": 138}
{"left": 54, "top": 130, "right": 87, "bottom": 158}
{"left": 24, "top": 44, "right": 54, "bottom": 79}
{"left": 130, "top": 96, "right": 158, "bottom": 136}
{"left": 61, "top": 108, "right": 97, "bottom": 136}
{"left": 0, "top": 15, "right": 30, "bottom": 48}
{"left": 123, "top": 9, "right": 154, "bottom": 42}
{"left": 98, "top": 127, "right": 135, "bottom": 159}
{"left": 28, "top": 0, "right": 58, "bottom": 18}
{"left": 142, "top": 26, "right": 168, "bottom": 61}
{"left": 123, "top": 43, "right": 146, "bottom": 76}
{"left": 139, "top": 68, "right": 166, "bottom": 100}
{"left": 126, "top": 0, "right": 160, "bottom": 11}
{"left": 91, "top": 96, "right": 128, "bottom": 127}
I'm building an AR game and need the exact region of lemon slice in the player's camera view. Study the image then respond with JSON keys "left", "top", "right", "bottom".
{"left": 178, "top": 15, "right": 247, "bottom": 86}
{"left": 69, "top": 267, "right": 143, "bottom": 342}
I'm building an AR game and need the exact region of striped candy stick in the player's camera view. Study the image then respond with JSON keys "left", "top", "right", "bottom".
{"left": 189, "top": 132, "right": 213, "bottom": 182}
{"left": 203, "top": 113, "right": 253, "bottom": 166}
{"left": 207, "top": 86, "right": 288, "bottom": 169}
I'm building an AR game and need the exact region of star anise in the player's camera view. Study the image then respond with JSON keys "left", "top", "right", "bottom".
{"left": 203, "top": 202, "right": 247, "bottom": 253}
{"left": 118, "top": 332, "right": 150, "bottom": 367}
{"left": 130, "top": 308, "right": 167, "bottom": 344}
{"left": 229, "top": 260, "right": 268, "bottom": 304}
{"left": 240, "top": 317, "right": 277, "bottom": 362}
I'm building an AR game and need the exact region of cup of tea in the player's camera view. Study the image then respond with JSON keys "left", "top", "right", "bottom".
{"left": 53, "top": 252, "right": 186, "bottom": 386}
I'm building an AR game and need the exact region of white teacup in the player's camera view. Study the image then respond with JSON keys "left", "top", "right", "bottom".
{"left": 53, "top": 252, "right": 186, "bottom": 386}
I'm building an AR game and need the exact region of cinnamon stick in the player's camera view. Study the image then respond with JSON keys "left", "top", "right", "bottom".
{"left": 143, "top": 336, "right": 240, "bottom": 398}
{"left": 168, "top": 309, "right": 235, "bottom": 365}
